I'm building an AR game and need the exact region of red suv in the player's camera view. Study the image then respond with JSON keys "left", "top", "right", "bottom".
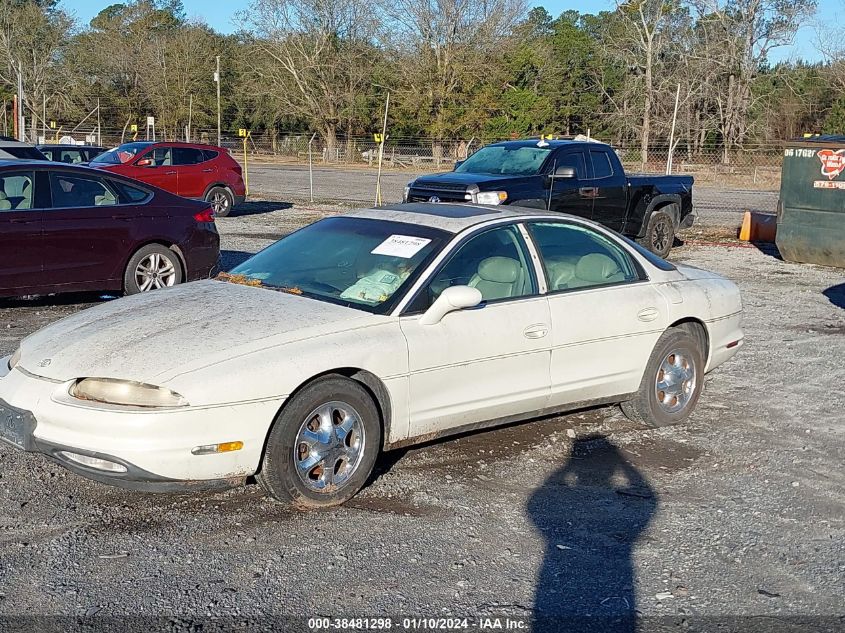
{"left": 90, "top": 142, "right": 245, "bottom": 216}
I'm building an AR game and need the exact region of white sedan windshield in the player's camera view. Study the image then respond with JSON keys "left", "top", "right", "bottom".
{"left": 225, "top": 217, "right": 447, "bottom": 313}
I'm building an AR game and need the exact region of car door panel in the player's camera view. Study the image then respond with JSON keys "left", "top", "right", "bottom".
{"left": 129, "top": 147, "right": 178, "bottom": 194}
{"left": 42, "top": 172, "right": 138, "bottom": 287}
{"left": 398, "top": 223, "right": 551, "bottom": 438}
{"left": 588, "top": 148, "right": 628, "bottom": 231}
{"left": 174, "top": 147, "right": 211, "bottom": 198}
{"left": 526, "top": 220, "right": 669, "bottom": 406}
{"left": 0, "top": 170, "right": 42, "bottom": 292}
{"left": 545, "top": 284, "right": 668, "bottom": 406}
{"left": 548, "top": 149, "right": 593, "bottom": 218}
{"left": 400, "top": 297, "right": 552, "bottom": 436}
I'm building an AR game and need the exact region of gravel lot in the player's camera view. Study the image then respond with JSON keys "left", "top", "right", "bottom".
{"left": 1, "top": 198, "right": 843, "bottom": 630}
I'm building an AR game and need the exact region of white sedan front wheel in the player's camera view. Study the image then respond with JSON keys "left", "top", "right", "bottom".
{"left": 257, "top": 375, "right": 381, "bottom": 509}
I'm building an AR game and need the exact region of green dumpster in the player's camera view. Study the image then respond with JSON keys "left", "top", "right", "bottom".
{"left": 776, "top": 135, "right": 845, "bottom": 268}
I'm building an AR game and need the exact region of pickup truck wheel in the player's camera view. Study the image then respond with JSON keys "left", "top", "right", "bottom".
{"left": 638, "top": 208, "right": 676, "bottom": 258}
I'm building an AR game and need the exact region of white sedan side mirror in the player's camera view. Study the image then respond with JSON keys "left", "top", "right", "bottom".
{"left": 419, "top": 285, "right": 483, "bottom": 325}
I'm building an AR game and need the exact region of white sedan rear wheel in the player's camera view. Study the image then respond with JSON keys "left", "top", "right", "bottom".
{"left": 621, "top": 324, "right": 705, "bottom": 427}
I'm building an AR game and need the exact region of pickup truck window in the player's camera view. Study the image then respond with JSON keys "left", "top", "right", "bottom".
{"left": 456, "top": 146, "right": 551, "bottom": 176}
{"left": 527, "top": 222, "right": 639, "bottom": 292}
{"left": 590, "top": 149, "right": 614, "bottom": 179}
{"left": 554, "top": 151, "right": 587, "bottom": 178}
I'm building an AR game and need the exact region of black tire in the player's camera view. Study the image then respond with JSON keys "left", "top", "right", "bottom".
{"left": 621, "top": 324, "right": 705, "bottom": 427}
{"left": 123, "top": 244, "right": 183, "bottom": 295}
{"left": 205, "top": 186, "right": 234, "bottom": 217}
{"left": 637, "top": 207, "right": 676, "bottom": 258}
{"left": 257, "top": 375, "right": 381, "bottom": 509}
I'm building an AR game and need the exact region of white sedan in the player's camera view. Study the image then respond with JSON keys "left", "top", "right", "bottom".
{"left": 0, "top": 203, "right": 743, "bottom": 508}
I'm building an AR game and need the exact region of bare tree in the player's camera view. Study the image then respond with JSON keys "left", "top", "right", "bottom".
{"left": 240, "top": 0, "right": 379, "bottom": 158}
{"left": 600, "top": 0, "right": 680, "bottom": 163}
{"left": 691, "top": 0, "right": 816, "bottom": 161}
{"left": 380, "top": 0, "right": 527, "bottom": 159}
{"left": 0, "top": 1, "right": 74, "bottom": 141}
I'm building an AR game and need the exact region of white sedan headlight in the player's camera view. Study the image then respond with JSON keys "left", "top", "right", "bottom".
{"left": 70, "top": 378, "right": 188, "bottom": 408}
{"left": 476, "top": 191, "right": 508, "bottom": 205}
{"left": 8, "top": 348, "right": 21, "bottom": 370}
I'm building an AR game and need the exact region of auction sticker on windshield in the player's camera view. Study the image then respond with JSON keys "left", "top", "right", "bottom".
{"left": 371, "top": 235, "right": 432, "bottom": 258}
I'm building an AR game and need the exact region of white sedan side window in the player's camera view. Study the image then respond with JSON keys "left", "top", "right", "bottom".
{"left": 529, "top": 222, "right": 639, "bottom": 292}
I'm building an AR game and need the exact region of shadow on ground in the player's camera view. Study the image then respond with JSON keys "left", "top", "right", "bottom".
{"left": 0, "top": 292, "right": 110, "bottom": 310}
{"left": 823, "top": 283, "right": 845, "bottom": 310}
{"left": 229, "top": 200, "right": 293, "bottom": 217}
{"left": 528, "top": 435, "right": 657, "bottom": 632}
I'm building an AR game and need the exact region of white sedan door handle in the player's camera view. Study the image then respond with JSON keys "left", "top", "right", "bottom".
{"left": 637, "top": 307, "right": 660, "bottom": 322}
{"left": 523, "top": 324, "right": 549, "bottom": 339}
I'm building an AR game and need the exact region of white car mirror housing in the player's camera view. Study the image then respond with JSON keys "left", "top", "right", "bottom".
{"left": 419, "top": 285, "right": 483, "bottom": 325}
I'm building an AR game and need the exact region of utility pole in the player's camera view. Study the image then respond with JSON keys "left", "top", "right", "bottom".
{"left": 187, "top": 93, "right": 193, "bottom": 142}
{"left": 215, "top": 56, "right": 221, "bottom": 147}
{"left": 16, "top": 61, "right": 24, "bottom": 142}
{"left": 97, "top": 98, "right": 101, "bottom": 146}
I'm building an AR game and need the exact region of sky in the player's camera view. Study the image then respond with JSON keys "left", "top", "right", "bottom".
{"left": 65, "top": 0, "right": 840, "bottom": 63}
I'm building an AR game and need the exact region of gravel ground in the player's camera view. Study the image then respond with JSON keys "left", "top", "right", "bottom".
{"left": 0, "top": 200, "right": 843, "bottom": 631}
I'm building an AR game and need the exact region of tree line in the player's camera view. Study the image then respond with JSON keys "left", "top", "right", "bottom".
{"left": 0, "top": 0, "right": 843, "bottom": 164}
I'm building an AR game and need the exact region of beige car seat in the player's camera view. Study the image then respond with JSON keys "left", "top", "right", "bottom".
{"left": 567, "top": 253, "right": 626, "bottom": 289}
{"left": 0, "top": 192, "right": 11, "bottom": 211}
{"left": 469, "top": 256, "right": 523, "bottom": 300}
{"left": 545, "top": 258, "right": 577, "bottom": 290}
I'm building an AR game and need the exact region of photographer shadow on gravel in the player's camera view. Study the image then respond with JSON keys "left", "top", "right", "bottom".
{"left": 527, "top": 435, "right": 657, "bottom": 633}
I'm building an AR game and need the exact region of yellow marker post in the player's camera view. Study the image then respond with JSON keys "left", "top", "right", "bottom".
{"left": 239, "top": 129, "right": 250, "bottom": 197}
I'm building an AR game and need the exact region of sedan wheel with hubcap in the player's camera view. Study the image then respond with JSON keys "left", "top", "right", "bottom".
{"left": 205, "top": 186, "right": 234, "bottom": 217}
{"left": 124, "top": 244, "right": 184, "bottom": 295}
{"left": 135, "top": 252, "right": 178, "bottom": 292}
{"left": 258, "top": 375, "right": 381, "bottom": 508}
{"left": 654, "top": 351, "right": 697, "bottom": 414}
{"left": 621, "top": 324, "right": 704, "bottom": 427}
{"left": 293, "top": 401, "right": 366, "bottom": 492}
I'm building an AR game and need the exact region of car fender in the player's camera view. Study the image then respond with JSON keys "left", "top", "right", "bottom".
{"left": 164, "top": 321, "right": 412, "bottom": 446}
{"left": 632, "top": 193, "right": 682, "bottom": 237}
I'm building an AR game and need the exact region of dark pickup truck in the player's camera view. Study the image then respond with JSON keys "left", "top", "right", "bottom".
{"left": 404, "top": 139, "right": 695, "bottom": 257}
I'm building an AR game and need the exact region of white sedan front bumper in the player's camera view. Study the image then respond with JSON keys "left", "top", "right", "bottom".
{"left": 0, "top": 359, "right": 283, "bottom": 491}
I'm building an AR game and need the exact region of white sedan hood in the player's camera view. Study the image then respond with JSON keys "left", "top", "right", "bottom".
{"left": 18, "top": 280, "right": 381, "bottom": 384}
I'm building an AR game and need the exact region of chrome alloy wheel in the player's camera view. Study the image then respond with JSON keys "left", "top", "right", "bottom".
{"left": 652, "top": 217, "right": 672, "bottom": 254}
{"left": 210, "top": 190, "right": 230, "bottom": 215}
{"left": 135, "top": 252, "right": 178, "bottom": 292}
{"left": 654, "top": 351, "right": 697, "bottom": 414}
{"left": 293, "top": 401, "right": 366, "bottom": 493}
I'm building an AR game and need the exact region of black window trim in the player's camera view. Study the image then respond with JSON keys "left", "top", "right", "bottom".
{"left": 584, "top": 148, "right": 615, "bottom": 181}
{"left": 400, "top": 221, "right": 542, "bottom": 317}
{"left": 523, "top": 219, "right": 649, "bottom": 297}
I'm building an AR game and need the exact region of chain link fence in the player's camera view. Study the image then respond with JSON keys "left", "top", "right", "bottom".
{"left": 36, "top": 127, "right": 783, "bottom": 224}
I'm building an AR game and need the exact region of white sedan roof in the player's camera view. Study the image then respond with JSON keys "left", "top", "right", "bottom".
{"left": 348, "top": 203, "right": 566, "bottom": 234}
